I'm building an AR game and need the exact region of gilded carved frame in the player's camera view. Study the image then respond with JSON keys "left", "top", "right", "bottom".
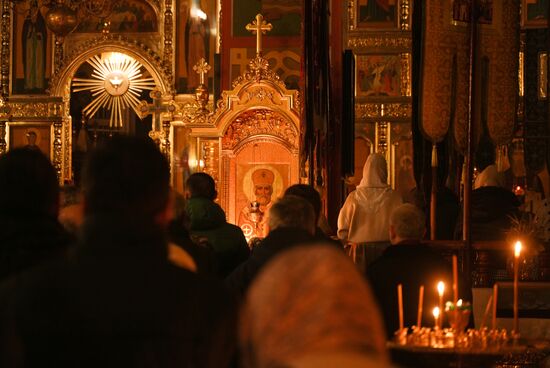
{"left": 175, "top": 53, "right": 301, "bottom": 222}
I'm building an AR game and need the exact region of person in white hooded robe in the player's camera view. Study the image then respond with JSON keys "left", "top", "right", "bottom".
{"left": 337, "top": 153, "right": 402, "bottom": 243}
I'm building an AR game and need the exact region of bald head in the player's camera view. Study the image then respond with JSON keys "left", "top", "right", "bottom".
{"left": 389, "top": 204, "right": 425, "bottom": 244}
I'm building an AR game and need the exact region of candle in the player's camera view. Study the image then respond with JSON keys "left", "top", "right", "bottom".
{"left": 480, "top": 295, "right": 493, "bottom": 329}
{"left": 513, "top": 241, "right": 522, "bottom": 334}
{"left": 437, "top": 281, "right": 445, "bottom": 328}
{"left": 433, "top": 307, "right": 440, "bottom": 329}
{"left": 417, "top": 285, "right": 424, "bottom": 328}
{"left": 452, "top": 255, "right": 458, "bottom": 303}
{"left": 397, "top": 284, "right": 404, "bottom": 331}
{"left": 492, "top": 283, "right": 498, "bottom": 330}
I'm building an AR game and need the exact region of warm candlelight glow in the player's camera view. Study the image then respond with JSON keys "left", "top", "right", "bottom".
{"left": 514, "top": 241, "right": 522, "bottom": 258}
{"left": 433, "top": 307, "right": 440, "bottom": 318}
{"left": 457, "top": 299, "right": 463, "bottom": 307}
{"left": 437, "top": 281, "right": 445, "bottom": 296}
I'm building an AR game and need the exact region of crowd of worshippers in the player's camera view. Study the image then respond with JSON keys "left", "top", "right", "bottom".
{"left": 0, "top": 136, "right": 521, "bottom": 367}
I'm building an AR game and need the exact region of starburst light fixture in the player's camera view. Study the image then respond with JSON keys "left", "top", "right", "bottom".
{"left": 72, "top": 52, "right": 156, "bottom": 128}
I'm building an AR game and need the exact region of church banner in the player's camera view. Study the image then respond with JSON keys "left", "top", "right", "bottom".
{"left": 420, "top": 0, "right": 470, "bottom": 144}
{"left": 421, "top": 0, "right": 518, "bottom": 151}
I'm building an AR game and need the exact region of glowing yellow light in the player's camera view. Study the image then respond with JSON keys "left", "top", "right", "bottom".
{"left": 72, "top": 52, "right": 156, "bottom": 128}
{"left": 433, "top": 307, "right": 440, "bottom": 318}
{"left": 457, "top": 299, "right": 463, "bottom": 307}
{"left": 437, "top": 281, "right": 445, "bottom": 297}
{"left": 514, "top": 241, "right": 522, "bottom": 258}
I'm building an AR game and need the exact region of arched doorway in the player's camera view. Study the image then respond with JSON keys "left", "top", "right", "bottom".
{"left": 49, "top": 36, "right": 173, "bottom": 184}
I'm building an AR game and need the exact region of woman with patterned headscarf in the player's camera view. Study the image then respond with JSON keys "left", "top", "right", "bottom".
{"left": 337, "top": 153, "right": 402, "bottom": 243}
{"left": 239, "top": 245, "right": 390, "bottom": 368}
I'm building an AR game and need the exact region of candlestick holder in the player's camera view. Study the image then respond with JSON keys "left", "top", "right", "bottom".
{"left": 445, "top": 300, "right": 472, "bottom": 333}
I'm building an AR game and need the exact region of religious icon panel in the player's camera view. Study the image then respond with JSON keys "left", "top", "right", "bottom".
{"left": 452, "top": 0, "right": 493, "bottom": 25}
{"left": 7, "top": 122, "right": 53, "bottom": 158}
{"left": 236, "top": 163, "right": 289, "bottom": 239}
{"left": 356, "top": 54, "right": 403, "bottom": 98}
{"left": 176, "top": 0, "right": 217, "bottom": 93}
{"left": 355, "top": 0, "right": 399, "bottom": 29}
{"left": 522, "top": 0, "right": 548, "bottom": 28}
{"left": 11, "top": 0, "right": 53, "bottom": 95}
{"left": 75, "top": 0, "right": 159, "bottom": 33}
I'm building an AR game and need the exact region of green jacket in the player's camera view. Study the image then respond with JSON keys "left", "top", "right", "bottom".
{"left": 186, "top": 197, "right": 249, "bottom": 278}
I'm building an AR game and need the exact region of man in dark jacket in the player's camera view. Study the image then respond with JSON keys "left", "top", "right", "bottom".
{"left": 367, "top": 204, "right": 470, "bottom": 338}
{"left": 0, "top": 137, "right": 237, "bottom": 368}
{"left": 186, "top": 173, "right": 249, "bottom": 278}
{"left": 455, "top": 164, "right": 520, "bottom": 240}
{"left": 0, "top": 148, "right": 72, "bottom": 282}
{"left": 225, "top": 195, "right": 317, "bottom": 298}
{"left": 284, "top": 184, "right": 342, "bottom": 247}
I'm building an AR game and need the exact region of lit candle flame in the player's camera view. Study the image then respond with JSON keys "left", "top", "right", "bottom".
{"left": 433, "top": 307, "right": 440, "bottom": 318}
{"left": 437, "top": 281, "right": 445, "bottom": 297}
{"left": 514, "top": 241, "right": 522, "bottom": 258}
{"left": 457, "top": 299, "right": 463, "bottom": 307}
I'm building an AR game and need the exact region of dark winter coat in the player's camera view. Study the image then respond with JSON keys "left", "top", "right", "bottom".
{"left": 224, "top": 227, "right": 315, "bottom": 298}
{"left": 455, "top": 186, "right": 520, "bottom": 241}
{"left": 0, "top": 214, "right": 72, "bottom": 281}
{"left": 169, "top": 220, "right": 216, "bottom": 275}
{"left": 186, "top": 197, "right": 249, "bottom": 278}
{"left": 0, "top": 215, "right": 237, "bottom": 368}
{"left": 366, "top": 241, "right": 472, "bottom": 338}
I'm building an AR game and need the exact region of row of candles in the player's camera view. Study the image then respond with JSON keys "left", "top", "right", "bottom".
{"left": 396, "top": 241, "right": 523, "bottom": 337}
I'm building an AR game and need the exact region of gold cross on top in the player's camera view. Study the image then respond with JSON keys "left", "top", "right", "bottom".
{"left": 193, "top": 58, "right": 211, "bottom": 85}
{"left": 245, "top": 14, "right": 273, "bottom": 56}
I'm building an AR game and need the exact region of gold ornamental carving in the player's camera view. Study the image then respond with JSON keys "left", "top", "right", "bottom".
{"left": 221, "top": 109, "right": 298, "bottom": 151}
{"left": 193, "top": 58, "right": 211, "bottom": 112}
{"left": 9, "top": 102, "right": 64, "bottom": 119}
{"left": 1, "top": 0, "right": 11, "bottom": 97}
{"left": 53, "top": 120, "right": 63, "bottom": 177}
{"left": 0, "top": 121, "right": 5, "bottom": 155}
{"left": 400, "top": 0, "right": 411, "bottom": 31}
{"left": 163, "top": 0, "right": 174, "bottom": 68}
{"left": 347, "top": 35, "right": 411, "bottom": 49}
{"left": 401, "top": 53, "right": 412, "bottom": 96}
{"left": 356, "top": 103, "right": 411, "bottom": 120}
{"left": 356, "top": 103, "right": 380, "bottom": 119}
{"left": 49, "top": 34, "right": 175, "bottom": 96}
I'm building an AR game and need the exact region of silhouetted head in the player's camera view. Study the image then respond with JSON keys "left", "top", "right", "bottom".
{"left": 186, "top": 172, "right": 217, "bottom": 201}
{"left": 268, "top": 195, "right": 315, "bottom": 235}
{"left": 82, "top": 136, "right": 170, "bottom": 223}
{"left": 284, "top": 184, "right": 322, "bottom": 223}
{"left": 389, "top": 203, "right": 426, "bottom": 244}
{"left": 0, "top": 147, "right": 59, "bottom": 217}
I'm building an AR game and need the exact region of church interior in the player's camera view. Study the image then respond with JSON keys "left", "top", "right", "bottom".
{"left": 2, "top": 0, "right": 550, "bottom": 366}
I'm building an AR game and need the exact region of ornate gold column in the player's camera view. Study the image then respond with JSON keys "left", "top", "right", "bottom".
{"left": 1, "top": 0, "right": 10, "bottom": 97}
{"left": 163, "top": 0, "right": 174, "bottom": 80}
{"left": 0, "top": 97, "right": 9, "bottom": 155}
